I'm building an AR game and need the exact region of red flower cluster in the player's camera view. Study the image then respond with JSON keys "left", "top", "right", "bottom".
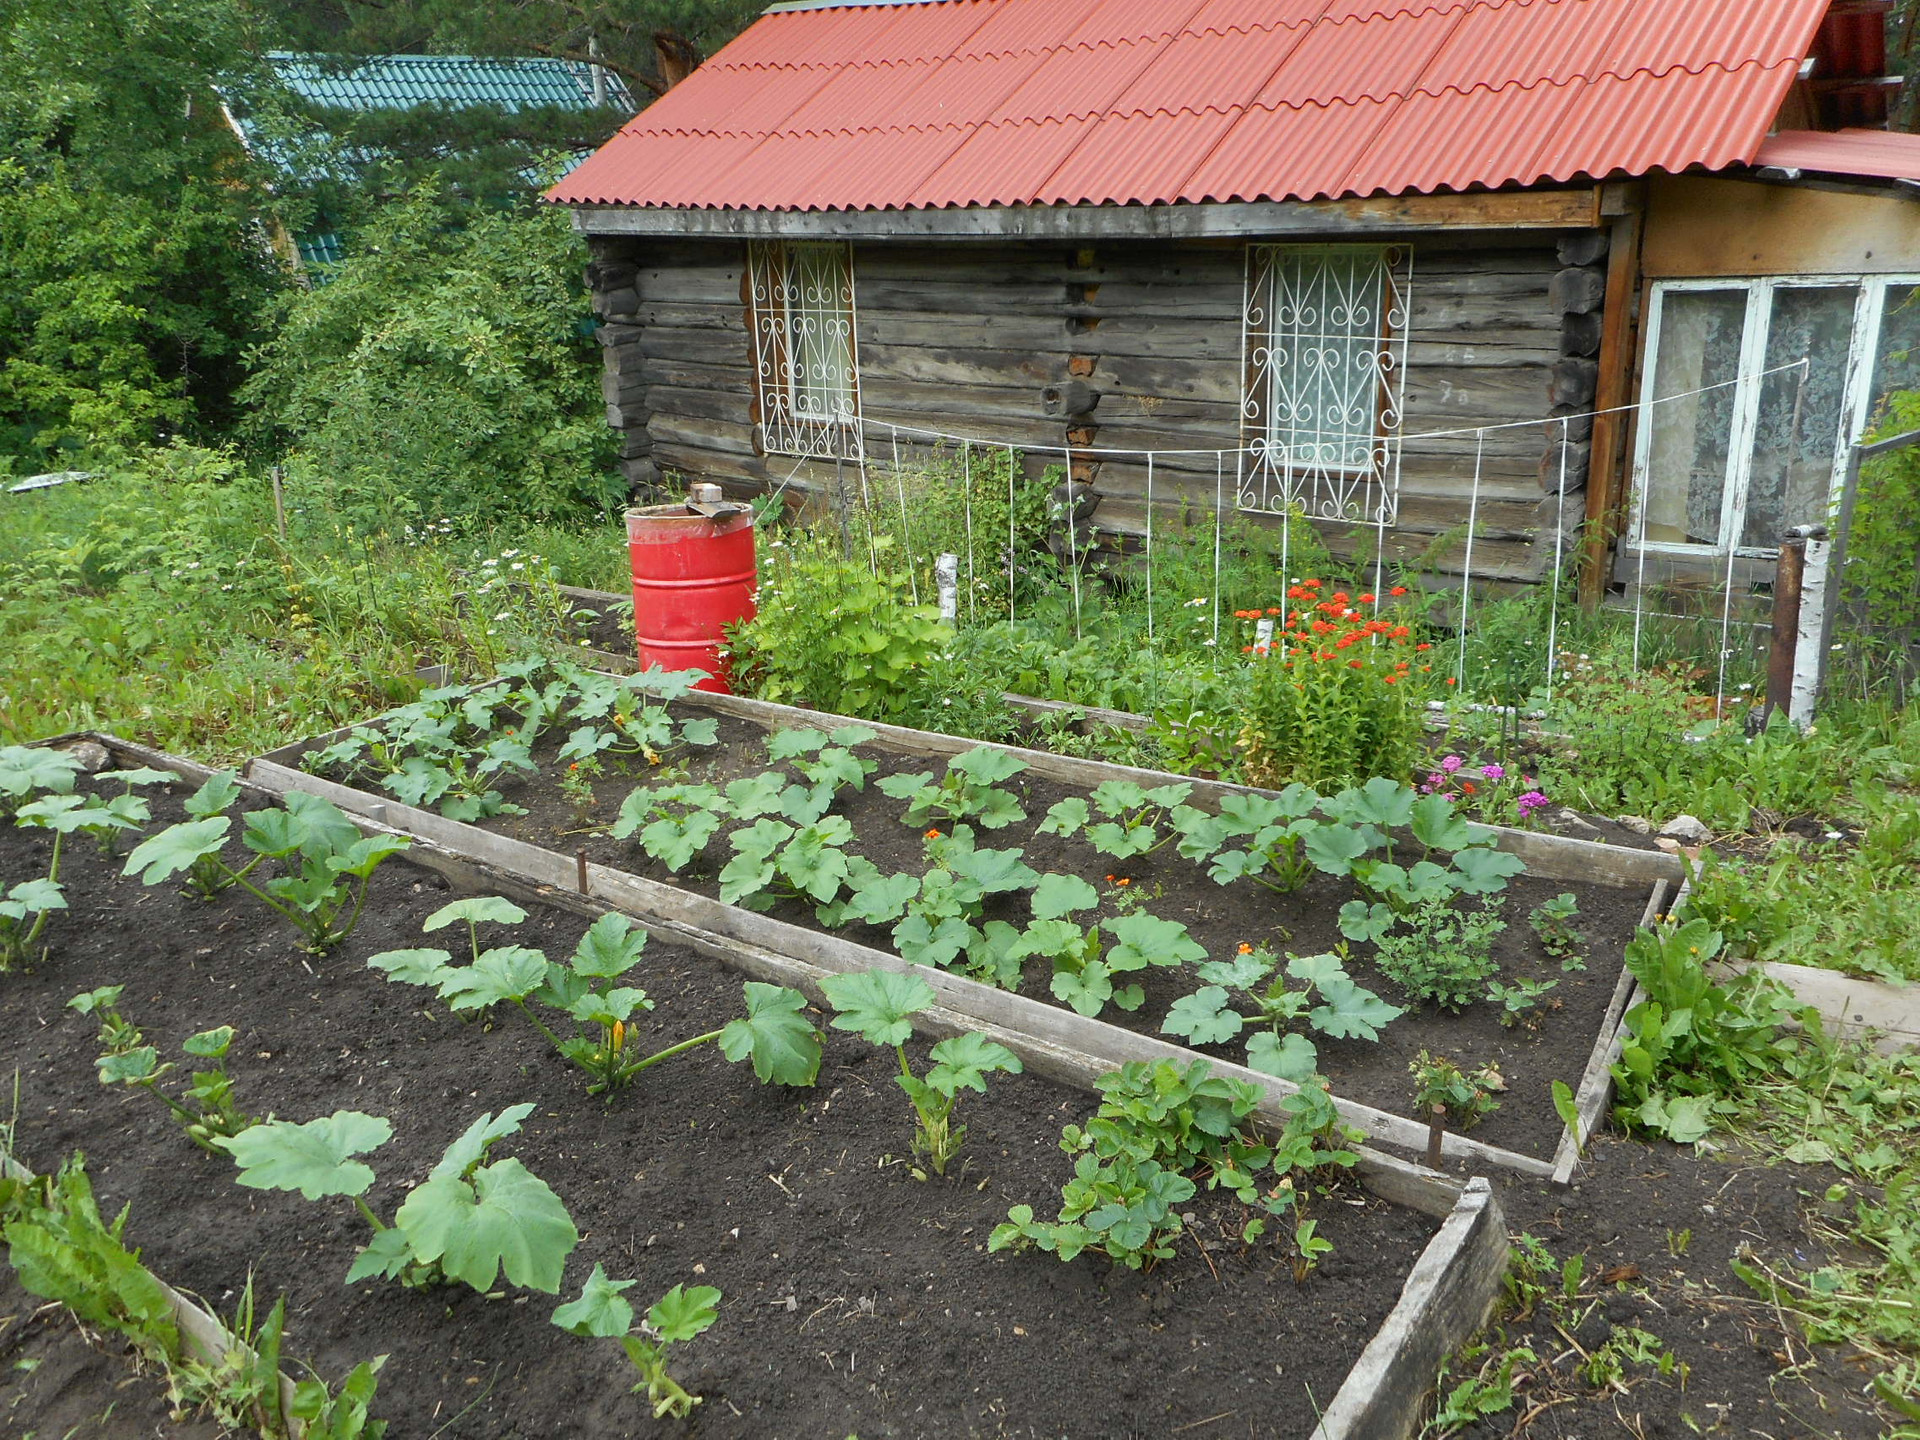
{"left": 1236, "top": 579, "right": 1425, "bottom": 678}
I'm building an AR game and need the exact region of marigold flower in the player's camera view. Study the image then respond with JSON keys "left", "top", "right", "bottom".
{"left": 926, "top": 829, "right": 941, "bottom": 839}
{"left": 1117, "top": 877, "right": 1131, "bottom": 886}
{"left": 1238, "top": 942, "right": 1253, "bottom": 954}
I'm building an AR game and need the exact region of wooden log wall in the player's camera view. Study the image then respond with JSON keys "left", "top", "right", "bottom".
{"left": 586, "top": 228, "right": 1612, "bottom": 585}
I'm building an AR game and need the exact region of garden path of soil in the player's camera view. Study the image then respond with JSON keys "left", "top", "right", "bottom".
{"left": 418, "top": 711, "right": 1657, "bottom": 1160}
{"left": 0, "top": 777, "right": 1438, "bottom": 1439}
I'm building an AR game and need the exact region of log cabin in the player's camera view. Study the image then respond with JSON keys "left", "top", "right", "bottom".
{"left": 547, "top": 0, "right": 1920, "bottom": 605}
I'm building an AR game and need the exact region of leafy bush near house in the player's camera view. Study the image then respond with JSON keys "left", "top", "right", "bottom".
{"left": 727, "top": 534, "right": 949, "bottom": 721}
{"left": 242, "top": 185, "right": 619, "bottom": 526}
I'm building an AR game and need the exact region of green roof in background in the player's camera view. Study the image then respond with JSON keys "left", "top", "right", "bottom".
{"left": 266, "top": 52, "right": 634, "bottom": 113}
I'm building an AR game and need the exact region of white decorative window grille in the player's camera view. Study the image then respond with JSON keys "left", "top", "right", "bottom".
{"left": 747, "top": 240, "right": 861, "bottom": 460}
{"left": 1237, "top": 244, "right": 1412, "bottom": 524}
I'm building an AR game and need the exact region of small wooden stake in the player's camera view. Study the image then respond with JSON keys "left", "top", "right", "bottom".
{"left": 1426, "top": 1106, "right": 1446, "bottom": 1170}
{"left": 270, "top": 464, "right": 288, "bottom": 547}
{"left": 576, "top": 848, "right": 589, "bottom": 894}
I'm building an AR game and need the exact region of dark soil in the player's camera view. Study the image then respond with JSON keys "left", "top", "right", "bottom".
{"left": 0, "top": 1267, "right": 225, "bottom": 1439}
{"left": 0, "top": 775, "right": 1438, "bottom": 1439}
{"left": 1447, "top": 1136, "right": 1894, "bottom": 1440}
{"left": 371, "top": 711, "right": 1659, "bottom": 1161}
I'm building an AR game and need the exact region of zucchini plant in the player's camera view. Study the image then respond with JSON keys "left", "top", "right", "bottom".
{"left": 218, "top": 1103, "right": 579, "bottom": 1294}
{"left": 877, "top": 747, "right": 1029, "bottom": 831}
{"left": 1010, "top": 901, "right": 1207, "bottom": 1020}
{"left": 1174, "top": 785, "right": 1324, "bottom": 893}
{"left": 1160, "top": 947, "right": 1403, "bottom": 1081}
{"left": 367, "top": 900, "right": 821, "bottom": 1095}
{"left": 819, "top": 968, "right": 1023, "bottom": 1177}
{"left": 0, "top": 743, "right": 80, "bottom": 817}
{"left": 124, "top": 790, "right": 410, "bottom": 954}
{"left": 552, "top": 1267, "right": 720, "bottom": 1420}
{"left": 1036, "top": 780, "right": 1194, "bottom": 859}
{"left": 72, "top": 986, "right": 256, "bottom": 1152}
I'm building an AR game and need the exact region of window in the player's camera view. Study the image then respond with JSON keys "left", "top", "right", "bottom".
{"left": 1631, "top": 276, "right": 1920, "bottom": 555}
{"left": 1238, "top": 244, "right": 1411, "bottom": 523}
{"left": 747, "top": 240, "right": 860, "bottom": 459}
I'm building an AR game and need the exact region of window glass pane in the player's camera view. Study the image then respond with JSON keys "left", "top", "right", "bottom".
{"left": 1642, "top": 289, "right": 1747, "bottom": 546}
{"left": 1742, "top": 285, "right": 1859, "bottom": 549}
{"left": 1869, "top": 284, "right": 1920, "bottom": 425}
{"left": 1265, "top": 248, "right": 1386, "bottom": 472}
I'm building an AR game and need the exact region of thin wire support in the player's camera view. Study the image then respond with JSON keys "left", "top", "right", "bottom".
{"left": 1456, "top": 430, "right": 1484, "bottom": 692}
{"left": 1544, "top": 417, "right": 1569, "bottom": 705}
{"left": 961, "top": 442, "right": 975, "bottom": 626}
{"left": 1212, "top": 452, "right": 1225, "bottom": 645}
{"left": 1064, "top": 446, "right": 1083, "bottom": 644}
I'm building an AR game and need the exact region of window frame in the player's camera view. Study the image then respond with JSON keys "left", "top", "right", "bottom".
{"left": 1627, "top": 273, "right": 1917, "bottom": 559}
{"left": 746, "top": 239, "right": 862, "bottom": 461}
{"left": 1236, "top": 242, "right": 1412, "bottom": 526}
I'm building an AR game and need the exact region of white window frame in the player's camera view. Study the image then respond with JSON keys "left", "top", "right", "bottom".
{"left": 1627, "top": 273, "right": 1918, "bottom": 558}
{"left": 1236, "top": 243, "right": 1413, "bottom": 526}
{"left": 747, "top": 240, "right": 862, "bottom": 461}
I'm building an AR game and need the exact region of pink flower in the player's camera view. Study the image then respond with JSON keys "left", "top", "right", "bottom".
{"left": 1516, "top": 790, "right": 1550, "bottom": 815}
{"left": 1482, "top": 763, "right": 1507, "bottom": 781}
{"left": 1439, "top": 755, "right": 1463, "bottom": 774}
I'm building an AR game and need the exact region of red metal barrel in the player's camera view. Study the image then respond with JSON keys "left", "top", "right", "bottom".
{"left": 625, "top": 502, "right": 757, "bottom": 693}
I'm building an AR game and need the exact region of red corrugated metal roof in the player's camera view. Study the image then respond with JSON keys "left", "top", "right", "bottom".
{"left": 1753, "top": 126, "right": 1920, "bottom": 181}
{"left": 547, "top": 0, "right": 1836, "bottom": 212}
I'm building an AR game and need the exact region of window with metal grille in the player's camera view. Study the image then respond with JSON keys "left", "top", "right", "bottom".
{"left": 1238, "top": 245, "right": 1411, "bottom": 524}
{"left": 747, "top": 240, "right": 860, "bottom": 460}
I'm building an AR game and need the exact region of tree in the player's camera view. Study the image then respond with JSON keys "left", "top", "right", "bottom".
{"left": 0, "top": 0, "right": 286, "bottom": 466}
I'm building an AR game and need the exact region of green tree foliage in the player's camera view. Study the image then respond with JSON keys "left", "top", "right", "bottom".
{"left": 243, "top": 185, "right": 620, "bottom": 523}
{"left": 0, "top": 0, "right": 286, "bottom": 466}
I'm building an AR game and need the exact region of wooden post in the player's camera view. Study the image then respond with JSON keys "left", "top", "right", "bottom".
{"left": 1425, "top": 1107, "right": 1445, "bottom": 1169}
{"left": 1764, "top": 531, "right": 1811, "bottom": 728}
{"left": 270, "top": 464, "right": 288, "bottom": 547}
{"left": 1579, "top": 195, "right": 1645, "bottom": 606}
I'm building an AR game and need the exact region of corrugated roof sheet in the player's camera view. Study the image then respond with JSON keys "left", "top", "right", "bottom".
{"left": 546, "top": 0, "right": 1834, "bottom": 212}
{"left": 269, "top": 52, "right": 634, "bottom": 114}
{"left": 1753, "top": 126, "right": 1920, "bottom": 182}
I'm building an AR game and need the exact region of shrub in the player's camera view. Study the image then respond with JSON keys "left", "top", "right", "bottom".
{"left": 1373, "top": 899, "right": 1505, "bottom": 1010}
{"left": 727, "top": 534, "right": 949, "bottom": 721}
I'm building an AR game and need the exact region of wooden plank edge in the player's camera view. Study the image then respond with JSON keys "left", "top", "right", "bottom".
{"left": 243, "top": 757, "right": 1548, "bottom": 1184}
{"left": 1315, "top": 1178, "right": 1510, "bottom": 1440}
{"left": 1720, "top": 959, "right": 1920, "bottom": 1055}
{"left": 0, "top": 1146, "right": 305, "bottom": 1434}
{"left": 1550, "top": 878, "right": 1669, "bottom": 1185}
{"left": 672, "top": 688, "right": 1683, "bottom": 889}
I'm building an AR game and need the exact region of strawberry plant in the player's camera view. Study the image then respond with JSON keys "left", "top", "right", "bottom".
{"left": 367, "top": 900, "right": 821, "bottom": 1095}
{"left": 991, "top": 1153, "right": 1197, "bottom": 1268}
{"left": 217, "top": 1103, "right": 580, "bottom": 1294}
{"left": 1162, "top": 947, "right": 1403, "bottom": 1081}
{"left": 552, "top": 1266, "right": 721, "bottom": 1420}
{"left": 819, "top": 968, "right": 1022, "bottom": 1176}
{"left": 1037, "top": 780, "right": 1194, "bottom": 859}
{"left": 1529, "top": 892, "right": 1586, "bottom": 970}
{"left": 74, "top": 988, "right": 256, "bottom": 1152}
{"left": 124, "top": 790, "right": 410, "bottom": 953}
{"left": 1485, "top": 976, "right": 1559, "bottom": 1028}
{"left": 878, "top": 747, "right": 1028, "bottom": 831}
{"left": 1409, "top": 1050, "right": 1504, "bottom": 1133}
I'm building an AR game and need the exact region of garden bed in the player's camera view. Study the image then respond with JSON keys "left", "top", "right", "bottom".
{"left": 3, "top": 741, "right": 1507, "bottom": 1439}
{"left": 258, "top": 682, "right": 1677, "bottom": 1176}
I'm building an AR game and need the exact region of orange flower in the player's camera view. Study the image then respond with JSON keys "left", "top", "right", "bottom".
{"left": 1360, "top": 592, "right": 1376, "bottom": 604}
{"left": 1390, "top": 586, "right": 1408, "bottom": 597}
{"left": 1382, "top": 675, "right": 1397, "bottom": 685}
{"left": 1117, "top": 877, "right": 1131, "bottom": 886}
{"left": 1415, "top": 642, "right": 1432, "bottom": 652}
{"left": 1266, "top": 607, "right": 1284, "bottom": 616}
{"left": 1238, "top": 943, "right": 1253, "bottom": 954}
{"left": 1446, "top": 677, "right": 1458, "bottom": 686}
{"left": 925, "top": 829, "right": 941, "bottom": 839}
{"left": 1348, "top": 659, "right": 1363, "bottom": 669}
{"left": 1461, "top": 781, "right": 1478, "bottom": 795}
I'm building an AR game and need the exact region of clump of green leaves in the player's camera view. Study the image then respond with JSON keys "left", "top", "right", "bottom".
{"left": 992, "top": 1059, "right": 1364, "bottom": 1275}
{"left": 878, "top": 747, "right": 1029, "bottom": 831}
{"left": 1006, "top": 885, "right": 1205, "bottom": 1020}
{"left": 71, "top": 986, "right": 256, "bottom": 1152}
{"left": 552, "top": 1267, "right": 721, "bottom": 1420}
{"left": 1611, "top": 917, "right": 1802, "bottom": 1143}
{"left": 1162, "top": 946, "right": 1402, "bottom": 1080}
{"left": 1485, "top": 976, "right": 1559, "bottom": 1028}
{"left": 1529, "top": 892, "right": 1586, "bottom": 970}
{"left": 218, "top": 1104, "right": 579, "bottom": 1294}
{"left": 1174, "top": 785, "right": 1323, "bottom": 894}
{"left": 819, "top": 968, "right": 1022, "bottom": 1177}
{"left": 124, "top": 788, "right": 408, "bottom": 954}
{"left": 1409, "top": 1051, "right": 1503, "bottom": 1133}
{"left": 367, "top": 899, "right": 820, "bottom": 1096}
{"left": 1037, "top": 779, "right": 1193, "bottom": 859}
{"left": 0, "top": 743, "right": 81, "bottom": 817}
{"left": 1373, "top": 899, "right": 1506, "bottom": 1011}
